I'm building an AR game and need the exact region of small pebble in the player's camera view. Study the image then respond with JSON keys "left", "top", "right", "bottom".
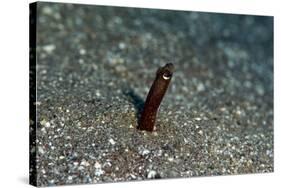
{"left": 147, "top": 170, "right": 157, "bottom": 179}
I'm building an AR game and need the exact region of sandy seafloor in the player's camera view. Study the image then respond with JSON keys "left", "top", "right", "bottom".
{"left": 32, "top": 2, "right": 273, "bottom": 186}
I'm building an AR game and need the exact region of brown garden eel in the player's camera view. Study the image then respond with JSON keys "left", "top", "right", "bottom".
{"left": 138, "top": 63, "right": 174, "bottom": 132}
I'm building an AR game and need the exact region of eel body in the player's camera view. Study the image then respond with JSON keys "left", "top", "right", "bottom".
{"left": 138, "top": 63, "right": 174, "bottom": 131}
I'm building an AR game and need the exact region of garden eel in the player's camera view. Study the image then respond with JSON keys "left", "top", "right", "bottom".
{"left": 138, "top": 63, "right": 174, "bottom": 131}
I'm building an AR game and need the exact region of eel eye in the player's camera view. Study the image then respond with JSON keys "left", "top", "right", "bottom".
{"left": 163, "top": 72, "right": 171, "bottom": 80}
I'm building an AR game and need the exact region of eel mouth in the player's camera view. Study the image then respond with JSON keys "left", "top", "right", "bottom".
{"left": 164, "top": 63, "right": 175, "bottom": 73}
